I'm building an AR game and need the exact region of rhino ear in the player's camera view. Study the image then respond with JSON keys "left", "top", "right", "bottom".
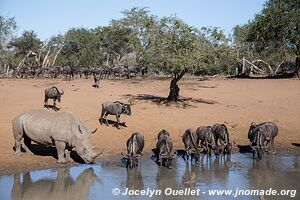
{"left": 78, "top": 125, "right": 83, "bottom": 134}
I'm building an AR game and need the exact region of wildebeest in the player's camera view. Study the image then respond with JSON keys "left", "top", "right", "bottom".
{"left": 248, "top": 122, "right": 279, "bottom": 160}
{"left": 126, "top": 66, "right": 140, "bottom": 78}
{"left": 112, "top": 65, "right": 126, "bottom": 78}
{"left": 156, "top": 129, "right": 176, "bottom": 168}
{"left": 93, "top": 73, "right": 101, "bottom": 88}
{"left": 141, "top": 66, "right": 148, "bottom": 77}
{"left": 212, "top": 124, "right": 232, "bottom": 156}
{"left": 61, "top": 66, "right": 74, "bottom": 80}
{"left": 122, "top": 132, "right": 144, "bottom": 170}
{"left": 99, "top": 101, "right": 131, "bottom": 129}
{"left": 196, "top": 126, "right": 217, "bottom": 156}
{"left": 44, "top": 86, "right": 64, "bottom": 111}
{"left": 182, "top": 128, "right": 201, "bottom": 163}
{"left": 12, "top": 109, "right": 101, "bottom": 163}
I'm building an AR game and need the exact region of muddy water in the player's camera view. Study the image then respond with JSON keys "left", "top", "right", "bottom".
{"left": 0, "top": 153, "right": 299, "bottom": 200}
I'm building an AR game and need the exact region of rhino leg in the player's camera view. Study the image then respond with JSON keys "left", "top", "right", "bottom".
{"left": 65, "top": 149, "right": 74, "bottom": 162}
{"left": 55, "top": 141, "right": 67, "bottom": 164}
{"left": 22, "top": 135, "right": 33, "bottom": 155}
{"left": 13, "top": 120, "right": 24, "bottom": 156}
{"left": 14, "top": 140, "right": 23, "bottom": 156}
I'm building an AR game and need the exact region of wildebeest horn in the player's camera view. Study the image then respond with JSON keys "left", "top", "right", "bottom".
{"left": 60, "top": 89, "right": 64, "bottom": 95}
{"left": 91, "top": 128, "right": 98, "bottom": 134}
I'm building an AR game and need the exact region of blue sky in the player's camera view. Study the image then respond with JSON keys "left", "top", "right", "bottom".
{"left": 0, "top": 0, "right": 266, "bottom": 41}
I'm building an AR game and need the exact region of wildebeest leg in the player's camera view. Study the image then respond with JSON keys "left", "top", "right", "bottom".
{"left": 53, "top": 99, "right": 56, "bottom": 108}
{"left": 99, "top": 109, "right": 105, "bottom": 125}
{"left": 185, "top": 148, "right": 189, "bottom": 162}
{"left": 55, "top": 141, "right": 67, "bottom": 164}
{"left": 44, "top": 96, "right": 48, "bottom": 108}
{"left": 116, "top": 115, "right": 120, "bottom": 129}
{"left": 206, "top": 142, "right": 211, "bottom": 156}
{"left": 271, "top": 139, "right": 276, "bottom": 154}
{"left": 156, "top": 152, "right": 161, "bottom": 165}
{"left": 22, "top": 135, "right": 33, "bottom": 155}
{"left": 104, "top": 113, "right": 109, "bottom": 126}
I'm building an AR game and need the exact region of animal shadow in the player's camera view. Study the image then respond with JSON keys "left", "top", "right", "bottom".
{"left": 14, "top": 144, "right": 86, "bottom": 164}
{"left": 44, "top": 105, "right": 60, "bottom": 111}
{"left": 92, "top": 84, "right": 99, "bottom": 88}
{"left": 237, "top": 145, "right": 253, "bottom": 153}
{"left": 176, "top": 149, "right": 187, "bottom": 160}
{"left": 292, "top": 143, "right": 300, "bottom": 147}
{"left": 98, "top": 119, "right": 127, "bottom": 128}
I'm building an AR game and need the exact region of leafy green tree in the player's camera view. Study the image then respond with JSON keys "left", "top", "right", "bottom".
{"left": 149, "top": 16, "right": 199, "bottom": 100}
{"left": 61, "top": 28, "right": 101, "bottom": 67}
{"left": 8, "top": 30, "right": 42, "bottom": 67}
{"left": 0, "top": 16, "right": 17, "bottom": 68}
{"left": 95, "top": 24, "right": 137, "bottom": 67}
{"left": 0, "top": 16, "right": 17, "bottom": 49}
{"left": 246, "top": 0, "right": 300, "bottom": 61}
{"left": 9, "top": 30, "right": 42, "bottom": 56}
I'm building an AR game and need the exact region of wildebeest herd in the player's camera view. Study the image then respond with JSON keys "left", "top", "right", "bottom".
{"left": 12, "top": 82, "right": 279, "bottom": 170}
{"left": 5, "top": 65, "right": 149, "bottom": 80}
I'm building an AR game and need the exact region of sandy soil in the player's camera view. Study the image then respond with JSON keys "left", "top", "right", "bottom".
{"left": 0, "top": 77, "right": 299, "bottom": 175}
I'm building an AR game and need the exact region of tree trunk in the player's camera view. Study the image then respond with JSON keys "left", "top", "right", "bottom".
{"left": 296, "top": 55, "right": 300, "bottom": 77}
{"left": 167, "top": 70, "right": 186, "bottom": 101}
{"left": 51, "top": 44, "right": 64, "bottom": 67}
{"left": 42, "top": 47, "right": 51, "bottom": 68}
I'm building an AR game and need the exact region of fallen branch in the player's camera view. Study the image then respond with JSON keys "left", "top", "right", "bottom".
{"left": 252, "top": 59, "right": 273, "bottom": 74}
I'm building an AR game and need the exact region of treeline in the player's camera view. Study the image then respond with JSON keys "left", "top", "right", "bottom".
{"left": 0, "top": 0, "right": 299, "bottom": 100}
{"left": 1, "top": 1, "right": 299, "bottom": 75}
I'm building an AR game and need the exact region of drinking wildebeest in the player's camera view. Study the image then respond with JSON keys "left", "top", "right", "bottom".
{"left": 156, "top": 129, "right": 176, "bottom": 168}
{"left": 122, "top": 132, "right": 144, "bottom": 170}
{"left": 44, "top": 86, "right": 64, "bottom": 111}
{"left": 196, "top": 126, "right": 217, "bottom": 156}
{"left": 93, "top": 73, "right": 101, "bottom": 88}
{"left": 248, "top": 122, "right": 278, "bottom": 160}
{"left": 182, "top": 128, "right": 201, "bottom": 163}
{"left": 12, "top": 109, "right": 101, "bottom": 163}
{"left": 212, "top": 124, "right": 232, "bottom": 156}
{"left": 99, "top": 101, "right": 131, "bottom": 129}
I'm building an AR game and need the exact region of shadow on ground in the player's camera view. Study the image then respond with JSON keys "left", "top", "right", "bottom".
{"left": 123, "top": 94, "right": 216, "bottom": 108}
{"left": 98, "top": 119, "right": 127, "bottom": 128}
{"left": 14, "top": 144, "right": 86, "bottom": 164}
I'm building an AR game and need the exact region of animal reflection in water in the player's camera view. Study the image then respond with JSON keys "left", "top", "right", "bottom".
{"left": 182, "top": 155, "right": 232, "bottom": 187}
{"left": 11, "top": 167, "right": 97, "bottom": 200}
{"left": 125, "top": 169, "right": 144, "bottom": 191}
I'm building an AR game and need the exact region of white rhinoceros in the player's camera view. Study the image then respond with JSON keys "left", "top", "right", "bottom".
{"left": 12, "top": 109, "right": 101, "bottom": 163}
